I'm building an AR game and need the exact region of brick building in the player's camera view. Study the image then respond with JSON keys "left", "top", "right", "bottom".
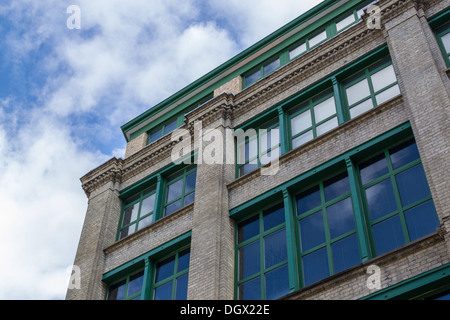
{"left": 66, "top": 0, "right": 450, "bottom": 300}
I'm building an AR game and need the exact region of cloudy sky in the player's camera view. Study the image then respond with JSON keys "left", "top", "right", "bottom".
{"left": 0, "top": 0, "right": 323, "bottom": 299}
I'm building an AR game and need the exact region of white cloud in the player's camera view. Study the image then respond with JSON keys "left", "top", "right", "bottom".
{"left": 0, "top": 0, "right": 324, "bottom": 299}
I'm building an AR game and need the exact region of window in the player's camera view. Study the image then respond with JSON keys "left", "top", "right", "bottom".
{"left": 106, "top": 269, "right": 145, "bottom": 300}
{"left": 118, "top": 185, "right": 157, "bottom": 240}
{"left": 358, "top": 139, "right": 439, "bottom": 255}
{"left": 244, "top": 57, "right": 281, "bottom": 88}
{"left": 335, "top": 8, "right": 364, "bottom": 33}
{"left": 236, "top": 118, "right": 280, "bottom": 177}
{"left": 105, "top": 245, "right": 191, "bottom": 300}
{"left": 288, "top": 88, "right": 338, "bottom": 149}
{"left": 342, "top": 57, "right": 400, "bottom": 119}
{"left": 153, "top": 248, "right": 190, "bottom": 300}
{"left": 236, "top": 203, "right": 289, "bottom": 300}
{"left": 435, "top": 22, "right": 450, "bottom": 67}
{"left": 164, "top": 165, "right": 197, "bottom": 216}
{"left": 148, "top": 117, "right": 179, "bottom": 144}
{"left": 296, "top": 172, "right": 360, "bottom": 286}
{"left": 289, "top": 29, "right": 327, "bottom": 60}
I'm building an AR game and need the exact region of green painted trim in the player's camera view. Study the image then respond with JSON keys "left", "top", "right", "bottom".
{"left": 229, "top": 122, "right": 412, "bottom": 218}
{"left": 361, "top": 263, "right": 450, "bottom": 300}
{"left": 282, "top": 189, "right": 299, "bottom": 292}
{"left": 102, "top": 231, "right": 192, "bottom": 283}
{"left": 121, "top": 0, "right": 373, "bottom": 141}
{"left": 428, "top": 6, "right": 450, "bottom": 29}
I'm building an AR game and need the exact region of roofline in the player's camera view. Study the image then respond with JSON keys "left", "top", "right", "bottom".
{"left": 120, "top": 0, "right": 350, "bottom": 141}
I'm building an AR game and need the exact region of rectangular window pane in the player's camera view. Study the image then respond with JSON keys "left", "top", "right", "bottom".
{"left": 108, "top": 280, "right": 126, "bottom": 300}
{"left": 375, "top": 84, "right": 400, "bottom": 105}
{"left": 177, "top": 249, "right": 191, "bottom": 272}
{"left": 389, "top": 140, "right": 420, "bottom": 170}
{"left": 137, "top": 214, "right": 153, "bottom": 230}
{"left": 290, "top": 42, "right": 306, "bottom": 59}
{"left": 183, "top": 192, "right": 195, "bottom": 206}
{"left": 140, "top": 193, "right": 156, "bottom": 216}
{"left": 164, "top": 119, "right": 178, "bottom": 135}
{"left": 263, "top": 204, "right": 285, "bottom": 231}
{"left": 346, "top": 78, "right": 370, "bottom": 105}
{"left": 331, "top": 234, "right": 360, "bottom": 274}
{"left": 316, "top": 117, "right": 338, "bottom": 136}
{"left": 155, "top": 256, "right": 175, "bottom": 283}
{"left": 119, "top": 225, "right": 133, "bottom": 239}
{"left": 323, "top": 172, "right": 350, "bottom": 201}
{"left": 265, "top": 264, "right": 289, "bottom": 300}
{"left": 327, "top": 197, "right": 355, "bottom": 239}
{"left": 154, "top": 281, "right": 173, "bottom": 300}
{"left": 302, "top": 247, "right": 329, "bottom": 286}
{"left": 292, "top": 130, "right": 313, "bottom": 148}
{"left": 238, "top": 215, "right": 260, "bottom": 243}
{"left": 299, "top": 211, "right": 325, "bottom": 251}
{"left": 372, "top": 215, "right": 405, "bottom": 255}
{"left": 239, "top": 241, "right": 260, "bottom": 280}
{"left": 365, "top": 179, "right": 397, "bottom": 221}
{"left": 349, "top": 99, "right": 373, "bottom": 118}
{"left": 309, "top": 30, "right": 327, "bottom": 48}
{"left": 122, "top": 205, "right": 138, "bottom": 226}
{"left": 336, "top": 13, "right": 356, "bottom": 32}
{"left": 184, "top": 171, "right": 197, "bottom": 194}
{"left": 264, "top": 228, "right": 287, "bottom": 269}
{"left": 149, "top": 127, "right": 163, "bottom": 143}
{"left": 291, "top": 109, "right": 312, "bottom": 136}
{"left": 165, "top": 201, "right": 181, "bottom": 216}
{"left": 371, "top": 65, "right": 397, "bottom": 92}
{"left": 405, "top": 200, "right": 439, "bottom": 241}
{"left": 175, "top": 274, "right": 189, "bottom": 300}
{"left": 263, "top": 59, "right": 280, "bottom": 75}
{"left": 127, "top": 271, "right": 144, "bottom": 297}
{"left": 296, "top": 185, "right": 321, "bottom": 215}
{"left": 166, "top": 179, "right": 183, "bottom": 203}
{"left": 442, "top": 32, "right": 450, "bottom": 54}
{"left": 395, "top": 164, "right": 431, "bottom": 207}
{"left": 239, "top": 277, "right": 261, "bottom": 300}
{"left": 314, "top": 96, "right": 336, "bottom": 123}
{"left": 359, "top": 153, "right": 389, "bottom": 185}
{"left": 246, "top": 69, "right": 261, "bottom": 86}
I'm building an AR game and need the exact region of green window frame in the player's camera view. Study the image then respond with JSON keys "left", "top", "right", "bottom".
{"left": 341, "top": 56, "right": 400, "bottom": 119}
{"left": 435, "top": 22, "right": 450, "bottom": 67}
{"left": 106, "top": 269, "right": 145, "bottom": 300}
{"left": 295, "top": 171, "right": 361, "bottom": 287}
{"left": 236, "top": 118, "right": 280, "bottom": 177}
{"left": 152, "top": 247, "right": 191, "bottom": 300}
{"left": 358, "top": 138, "right": 439, "bottom": 256}
{"left": 334, "top": 8, "right": 364, "bottom": 33}
{"left": 147, "top": 117, "right": 180, "bottom": 145}
{"left": 163, "top": 165, "right": 197, "bottom": 216}
{"left": 243, "top": 57, "right": 282, "bottom": 88}
{"left": 235, "top": 202, "right": 289, "bottom": 300}
{"left": 118, "top": 185, "right": 157, "bottom": 240}
{"left": 287, "top": 87, "right": 338, "bottom": 149}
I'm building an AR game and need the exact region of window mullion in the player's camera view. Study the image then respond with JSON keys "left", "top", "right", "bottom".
{"left": 154, "top": 174, "right": 164, "bottom": 220}
{"left": 282, "top": 189, "right": 299, "bottom": 293}
{"left": 332, "top": 77, "right": 346, "bottom": 124}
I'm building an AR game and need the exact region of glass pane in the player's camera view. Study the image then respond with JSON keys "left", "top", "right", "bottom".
{"left": 263, "top": 204, "right": 285, "bottom": 231}
{"left": 405, "top": 200, "right": 439, "bottom": 241}
{"left": 137, "top": 214, "right": 153, "bottom": 230}
{"left": 238, "top": 215, "right": 259, "bottom": 243}
{"left": 365, "top": 179, "right": 397, "bottom": 221}
{"left": 155, "top": 256, "right": 175, "bottom": 283}
{"left": 359, "top": 153, "right": 389, "bottom": 185}
{"left": 371, "top": 65, "right": 397, "bottom": 92}
{"left": 292, "top": 130, "right": 314, "bottom": 148}
{"left": 299, "top": 211, "right": 325, "bottom": 251}
{"left": 183, "top": 192, "right": 195, "bottom": 206}
{"left": 124, "top": 194, "right": 140, "bottom": 206}
{"left": 265, "top": 264, "right": 289, "bottom": 300}
{"left": 336, "top": 14, "right": 355, "bottom": 31}
{"left": 140, "top": 193, "right": 156, "bottom": 215}
{"left": 127, "top": 271, "right": 144, "bottom": 297}
{"left": 175, "top": 274, "right": 189, "bottom": 300}
{"left": 396, "top": 164, "right": 431, "bottom": 207}
{"left": 154, "top": 281, "right": 173, "bottom": 300}
{"left": 324, "top": 172, "right": 350, "bottom": 202}
{"left": 349, "top": 99, "right": 373, "bottom": 118}
{"left": 263, "top": 59, "right": 280, "bottom": 75}
{"left": 239, "top": 241, "right": 260, "bottom": 280}
{"left": 346, "top": 78, "right": 370, "bottom": 106}
{"left": 108, "top": 280, "right": 126, "bottom": 300}
{"left": 314, "top": 97, "right": 336, "bottom": 123}
{"left": 290, "top": 42, "right": 307, "bottom": 59}
{"left": 316, "top": 117, "right": 338, "bottom": 136}
{"left": 246, "top": 69, "right": 261, "bottom": 86}
{"left": 184, "top": 171, "right": 197, "bottom": 194}
{"left": 239, "top": 277, "right": 261, "bottom": 300}
{"left": 442, "top": 32, "right": 450, "bottom": 53}
{"left": 332, "top": 234, "right": 360, "bottom": 274}
{"left": 375, "top": 84, "right": 400, "bottom": 105}
{"left": 122, "top": 205, "right": 138, "bottom": 226}
{"left": 302, "top": 247, "right": 329, "bottom": 286}
{"left": 164, "top": 119, "right": 178, "bottom": 135}
{"left": 240, "top": 163, "right": 259, "bottom": 176}
{"left": 177, "top": 249, "right": 191, "bottom": 272}
{"left": 165, "top": 201, "right": 181, "bottom": 216}
{"left": 260, "top": 127, "right": 280, "bottom": 154}
{"left": 327, "top": 197, "right": 355, "bottom": 239}
{"left": 166, "top": 179, "right": 183, "bottom": 203}
{"left": 372, "top": 215, "right": 405, "bottom": 255}
{"left": 264, "top": 228, "right": 287, "bottom": 269}
{"left": 291, "top": 109, "right": 312, "bottom": 136}
{"left": 309, "top": 30, "right": 327, "bottom": 48}
{"left": 247, "top": 137, "right": 258, "bottom": 161}
{"left": 389, "top": 140, "right": 420, "bottom": 170}
{"left": 119, "top": 225, "right": 133, "bottom": 239}
{"left": 296, "top": 185, "right": 321, "bottom": 215}
{"left": 149, "top": 127, "right": 163, "bottom": 143}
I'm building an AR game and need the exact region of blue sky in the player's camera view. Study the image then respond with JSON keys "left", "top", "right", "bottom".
{"left": 0, "top": 0, "right": 322, "bottom": 299}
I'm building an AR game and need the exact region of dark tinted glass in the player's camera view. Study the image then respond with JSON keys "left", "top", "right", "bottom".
{"left": 264, "top": 228, "right": 287, "bottom": 269}
{"left": 389, "top": 140, "right": 420, "bottom": 169}
{"left": 238, "top": 215, "right": 259, "bottom": 243}
{"left": 365, "top": 179, "right": 397, "bottom": 221}
{"left": 263, "top": 204, "right": 285, "bottom": 231}
{"left": 359, "top": 153, "right": 389, "bottom": 185}
{"left": 154, "top": 281, "right": 172, "bottom": 300}
{"left": 265, "top": 264, "right": 289, "bottom": 300}
{"left": 331, "top": 234, "right": 360, "bottom": 274}
{"left": 296, "top": 186, "right": 321, "bottom": 215}
{"left": 395, "top": 164, "right": 431, "bottom": 207}
{"left": 324, "top": 172, "right": 350, "bottom": 201}
{"left": 177, "top": 249, "right": 190, "bottom": 272}
{"left": 302, "top": 248, "right": 329, "bottom": 286}
{"left": 175, "top": 274, "right": 188, "bottom": 300}
{"left": 127, "top": 271, "right": 144, "bottom": 297}
{"left": 327, "top": 197, "right": 355, "bottom": 239}
{"left": 239, "top": 241, "right": 260, "bottom": 280}
{"left": 299, "top": 211, "right": 325, "bottom": 251}
{"left": 405, "top": 200, "right": 439, "bottom": 241}
{"left": 155, "top": 256, "right": 175, "bottom": 282}
{"left": 372, "top": 215, "right": 405, "bottom": 255}
{"left": 239, "top": 277, "right": 261, "bottom": 300}
{"left": 108, "top": 280, "right": 126, "bottom": 300}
